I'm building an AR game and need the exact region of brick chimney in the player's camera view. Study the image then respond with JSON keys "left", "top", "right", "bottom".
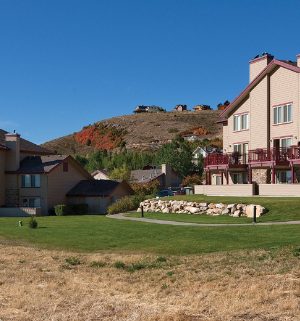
{"left": 249, "top": 53, "right": 274, "bottom": 83}
{"left": 297, "top": 54, "right": 300, "bottom": 67}
{"left": 5, "top": 133, "right": 20, "bottom": 171}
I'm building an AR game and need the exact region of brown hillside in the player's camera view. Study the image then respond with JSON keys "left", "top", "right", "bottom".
{"left": 42, "top": 110, "right": 222, "bottom": 155}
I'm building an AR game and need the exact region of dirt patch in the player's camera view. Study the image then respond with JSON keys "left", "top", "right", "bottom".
{"left": 0, "top": 245, "right": 299, "bottom": 321}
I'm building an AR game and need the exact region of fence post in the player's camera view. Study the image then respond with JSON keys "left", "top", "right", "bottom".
{"left": 253, "top": 205, "right": 257, "bottom": 224}
{"left": 141, "top": 205, "right": 144, "bottom": 218}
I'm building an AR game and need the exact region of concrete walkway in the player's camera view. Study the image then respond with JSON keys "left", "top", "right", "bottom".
{"left": 106, "top": 213, "right": 300, "bottom": 227}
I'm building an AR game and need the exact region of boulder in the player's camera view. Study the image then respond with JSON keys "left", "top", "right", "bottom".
{"left": 185, "top": 206, "right": 200, "bottom": 214}
{"left": 221, "top": 208, "right": 230, "bottom": 215}
{"left": 232, "top": 210, "right": 241, "bottom": 217}
{"left": 245, "top": 204, "right": 267, "bottom": 218}
{"left": 162, "top": 208, "right": 170, "bottom": 214}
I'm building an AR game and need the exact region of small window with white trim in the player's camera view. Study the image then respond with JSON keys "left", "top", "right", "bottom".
{"left": 233, "top": 113, "right": 249, "bottom": 131}
{"left": 273, "top": 104, "right": 292, "bottom": 124}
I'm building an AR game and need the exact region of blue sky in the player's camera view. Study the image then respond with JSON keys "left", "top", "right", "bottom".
{"left": 0, "top": 0, "right": 299, "bottom": 143}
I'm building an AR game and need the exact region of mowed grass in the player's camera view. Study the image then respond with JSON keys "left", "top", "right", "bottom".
{"left": 0, "top": 215, "right": 299, "bottom": 254}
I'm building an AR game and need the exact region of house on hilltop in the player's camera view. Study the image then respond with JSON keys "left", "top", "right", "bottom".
{"left": 201, "top": 52, "right": 300, "bottom": 196}
{"left": 193, "top": 104, "right": 211, "bottom": 111}
{"left": 173, "top": 104, "right": 187, "bottom": 112}
{"left": 134, "top": 105, "right": 166, "bottom": 113}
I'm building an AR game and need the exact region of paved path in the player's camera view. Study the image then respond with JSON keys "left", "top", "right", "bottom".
{"left": 106, "top": 213, "right": 300, "bottom": 227}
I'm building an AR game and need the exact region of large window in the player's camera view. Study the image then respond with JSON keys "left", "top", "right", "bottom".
{"left": 276, "top": 171, "right": 292, "bottom": 184}
{"left": 233, "top": 113, "right": 249, "bottom": 131}
{"left": 21, "top": 174, "right": 41, "bottom": 188}
{"left": 22, "top": 197, "right": 41, "bottom": 208}
{"left": 273, "top": 104, "right": 292, "bottom": 125}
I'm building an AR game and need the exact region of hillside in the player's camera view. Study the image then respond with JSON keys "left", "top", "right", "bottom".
{"left": 42, "top": 110, "right": 222, "bottom": 155}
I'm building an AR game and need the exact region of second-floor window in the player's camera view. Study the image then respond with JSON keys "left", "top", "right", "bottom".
{"left": 273, "top": 104, "right": 292, "bottom": 125}
{"left": 21, "top": 174, "right": 41, "bottom": 188}
{"left": 233, "top": 113, "right": 249, "bottom": 131}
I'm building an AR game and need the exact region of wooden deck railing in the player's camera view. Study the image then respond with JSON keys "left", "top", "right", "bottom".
{"left": 204, "top": 152, "right": 247, "bottom": 167}
{"left": 248, "top": 147, "right": 290, "bottom": 164}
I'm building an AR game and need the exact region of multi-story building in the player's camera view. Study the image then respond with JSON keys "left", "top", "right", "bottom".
{"left": 0, "top": 130, "right": 92, "bottom": 215}
{"left": 203, "top": 53, "right": 300, "bottom": 195}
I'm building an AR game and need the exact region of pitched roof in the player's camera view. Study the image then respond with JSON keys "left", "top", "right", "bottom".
{"left": 66, "top": 180, "right": 128, "bottom": 197}
{"left": 91, "top": 169, "right": 109, "bottom": 177}
{"left": 130, "top": 168, "right": 163, "bottom": 183}
{"left": 11, "top": 155, "right": 69, "bottom": 174}
{"left": 220, "top": 59, "right": 300, "bottom": 119}
{"left": 0, "top": 129, "right": 52, "bottom": 154}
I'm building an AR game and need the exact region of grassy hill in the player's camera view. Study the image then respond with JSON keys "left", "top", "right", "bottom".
{"left": 42, "top": 110, "right": 222, "bottom": 155}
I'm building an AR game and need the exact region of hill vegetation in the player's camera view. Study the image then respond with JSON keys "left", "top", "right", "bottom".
{"left": 42, "top": 110, "right": 222, "bottom": 155}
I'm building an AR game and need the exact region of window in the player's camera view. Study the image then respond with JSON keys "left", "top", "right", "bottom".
{"left": 276, "top": 171, "right": 292, "bottom": 184}
{"left": 21, "top": 174, "right": 41, "bottom": 188}
{"left": 273, "top": 104, "right": 292, "bottom": 124}
{"left": 232, "top": 172, "right": 247, "bottom": 184}
{"left": 233, "top": 113, "right": 249, "bottom": 131}
{"left": 233, "top": 143, "right": 248, "bottom": 164}
{"left": 22, "top": 197, "right": 41, "bottom": 208}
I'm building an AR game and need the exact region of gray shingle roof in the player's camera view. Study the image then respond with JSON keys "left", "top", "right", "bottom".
{"left": 130, "top": 169, "right": 163, "bottom": 183}
{"left": 0, "top": 129, "right": 51, "bottom": 154}
{"left": 67, "top": 180, "right": 122, "bottom": 197}
{"left": 12, "top": 155, "right": 69, "bottom": 174}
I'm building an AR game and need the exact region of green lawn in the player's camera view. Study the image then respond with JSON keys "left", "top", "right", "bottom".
{"left": 0, "top": 215, "right": 299, "bottom": 255}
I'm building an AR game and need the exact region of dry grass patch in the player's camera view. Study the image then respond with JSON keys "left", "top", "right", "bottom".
{"left": 0, "top": 244, "right": 299, "bottom": 321}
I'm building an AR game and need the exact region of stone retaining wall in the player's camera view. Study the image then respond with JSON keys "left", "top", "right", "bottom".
{"left": 139, "top": 199, "right": 267, "bottom": 218}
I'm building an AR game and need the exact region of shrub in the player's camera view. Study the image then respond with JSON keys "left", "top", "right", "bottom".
{"left": 182, "top": 174, "right": 203, "bottom": 186}
{"left": 90, "top": 261, "right": 107, "bottom": 268}
{"left": 107, "top": 194, "right": 145, "bottom": 214}
{"left": 28, "top": 216, "right": 38, "bottom": 229}
{"left": 65, "top": 256, "right": 81, "bottom": 266}
{"left": 54, "top": 204, "right": 89, "bottom": 216}
{"left": 114, "top": 261, "right": 126, "bottom": 269}
{"left": 131, "top": 179, "right": 160, "bottom": 196}
{"left": 156, "top": 256, "right": 167, "bottom": 263}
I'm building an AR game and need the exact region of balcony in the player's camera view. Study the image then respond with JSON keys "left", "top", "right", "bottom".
{"left": 248, "top": 147, "right": 290, "bottom": 166}
{"left": 205, "top": 152, "right": 248, "bottom": 169}
{"left": 287, "top": 146, "right": 300, "bottom": 164}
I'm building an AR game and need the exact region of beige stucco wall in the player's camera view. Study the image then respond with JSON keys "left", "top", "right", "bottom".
{"left": 259, "top": 184, "right": 300, "bottom": 196}
{"left": 270, "top": 67, "right": 299, "bottom": 144}
{"left": 0, "top": 151, "right": 5, "bottom": 206}
{"left": 47, "top": 159, "right": 90, "bottom": 211}
{"left": 194, "top": 184, "right": 254, "bottom": 196}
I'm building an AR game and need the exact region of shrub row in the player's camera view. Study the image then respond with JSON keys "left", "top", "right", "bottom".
{"left": 107, "top": 194, "right": 145, "bottom": 215}
{"left": 54, "top": 204, "right": 89, "bottom": 216}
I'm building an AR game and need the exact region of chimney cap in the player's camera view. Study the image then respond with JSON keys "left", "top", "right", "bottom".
{"left": 250, "top": 52, "right": 274, "bottom": 63}
{"left": 5, "top": 132, "right": 20, "bottom": 138}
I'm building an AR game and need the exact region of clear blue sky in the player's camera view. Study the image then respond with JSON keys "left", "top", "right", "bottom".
{"left": 0, "top": 0, "right": 299, "bottom": 144}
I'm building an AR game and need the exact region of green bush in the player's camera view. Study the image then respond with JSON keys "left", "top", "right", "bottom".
{"left": 65, "top": 256, "right": 81, "bottom": 266}
{"left": 28, "top": 216, "right": 38, "bottom": 229}
{"left": 54, "top": 204, "right": 89, "bottom": 216}
{"left": 107, "top": 194, "right": 145, "bottom": 215}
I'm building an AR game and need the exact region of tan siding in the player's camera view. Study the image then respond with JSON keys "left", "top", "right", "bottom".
{"left": 0, "top": 151, "right": 5, "bottom": 206}
{"left": 47, "top": 159, "right": 89, "bottom": 210}
{"left": 249, "top": 76, "right": 269, "bottom": 149}
{"left": 19, "top": 175, "right": 48, "bottom": 214}
{"left": 226, "top": 97, "right": 251, "bottom": 152}
{"left": 270, "top": 67, "right": 299, "bottom": 144}
{"left": 250, "top": 58, "right": 269, "bottom": 82}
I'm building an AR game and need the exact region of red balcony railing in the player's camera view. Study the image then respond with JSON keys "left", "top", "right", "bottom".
{"left": 287, "top": 146, "right": 300, "bottom": 160}
{"left": 248, "top": 147, "right": 290, "bottom": 164}
{"left": 205, "top": 152, "right": 247, "bottom": 167}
